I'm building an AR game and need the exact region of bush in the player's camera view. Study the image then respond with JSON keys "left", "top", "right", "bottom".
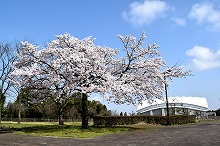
{"left": 93, "top": 115, "right": 195, "bottom": 127}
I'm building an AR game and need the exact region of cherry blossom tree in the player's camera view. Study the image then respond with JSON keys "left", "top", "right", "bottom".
{"left": 109, "top": 33, "right": 190, "bottom": 119}
{"left": 12, "top": 32, "right": 190, "bottom": 128}
{"left": 108, "top": 32, "right": 166, "bottom": 105}
{"left": 12, "top": 34, "right": 116, "bottom": 126}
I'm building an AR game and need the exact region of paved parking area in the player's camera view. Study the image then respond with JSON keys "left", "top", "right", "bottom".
{"left": 0, "top": 121, "right": 220, "bottom": 146}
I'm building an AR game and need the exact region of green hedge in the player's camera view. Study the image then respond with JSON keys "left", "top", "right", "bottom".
{"left": 93, "top": 115, "right": 195, "bottom": 126}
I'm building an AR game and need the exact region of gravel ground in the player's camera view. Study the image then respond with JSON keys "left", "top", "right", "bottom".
{"left": 0, "top": 121, "right": 220, "bottom": 146}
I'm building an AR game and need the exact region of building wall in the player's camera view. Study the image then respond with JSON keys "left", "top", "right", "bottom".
{"left": 139, "top": 111, "right": 151, "bottom": 115}
{"left": 140, "top": 109, "right": 163, "bottom": 116}
{"left": 139, "top": 107, "right": 207, "bottom": 117}
{"left": 153, "top": 109, "right": 162, "bottom": 116}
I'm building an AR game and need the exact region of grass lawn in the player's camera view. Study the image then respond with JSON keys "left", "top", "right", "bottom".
{"left": 0, "top": 121, "right": 158, "bottom": 138}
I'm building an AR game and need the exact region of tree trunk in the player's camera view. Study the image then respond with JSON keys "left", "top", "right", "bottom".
{"left": 0, "top": 103, "right": 1, "bottom": 124}
{"left": 164, "top": 75, "right": 170, "bottom": 125}
{"left": 0, "top": 93, "right": 2, "bottom": 124}
{"left": 58, "top": 105, "right": 64, "bottom": 125}
{"left": 18, "top": 95, "right": 21, "bottom": 124}
{"left": 81, "top": 93, "right": 88, "bottom": 129}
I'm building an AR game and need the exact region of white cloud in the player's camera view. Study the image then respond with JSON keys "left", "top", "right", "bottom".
{"left": 186, "top": 46, "right": 220, "bottom": 70}
{"left": 122, "top": 0, "right": 169, "bottom": 26}
{"left": 172, "top": 17, "right": 186, "bottom": 26}
{"left": 188, "top": 2, "right": 220, "bottom": 32}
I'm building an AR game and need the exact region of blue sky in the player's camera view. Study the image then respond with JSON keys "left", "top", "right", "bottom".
{"left": 1, "top": 0, "right": 220, "bottom": 114}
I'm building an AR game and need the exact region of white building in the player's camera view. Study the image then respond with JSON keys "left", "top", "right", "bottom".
{"left": 137, "top": 96, "right": 208, "bottom": 117}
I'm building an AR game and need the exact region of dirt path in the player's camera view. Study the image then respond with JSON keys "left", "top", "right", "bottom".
{"left": 0, "top": 121, "right": 220, "bottom": 146}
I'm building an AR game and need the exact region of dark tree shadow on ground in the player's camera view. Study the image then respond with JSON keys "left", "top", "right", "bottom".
{"left": 0, "top": 127, "right": 16, "bottom": 134}
{"left": 0, "top": 125, "right": 81, "bottom": 134}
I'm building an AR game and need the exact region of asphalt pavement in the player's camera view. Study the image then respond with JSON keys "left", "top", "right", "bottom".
{"left": 0, "top": 121, "right": 220, "bottom": 146}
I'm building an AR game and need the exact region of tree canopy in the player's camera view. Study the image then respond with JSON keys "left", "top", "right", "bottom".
{"left": 12, "top": 32, "right": 190, "bottom": 128}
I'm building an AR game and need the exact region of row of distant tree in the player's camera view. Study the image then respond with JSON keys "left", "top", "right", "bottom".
{"left": 2, "top": 89, "right": 112, "bottom": 120}
{"left": 215, "top": 109, "right": 220, "bottom": 116}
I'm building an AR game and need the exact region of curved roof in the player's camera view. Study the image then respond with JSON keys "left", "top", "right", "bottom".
{"left": 137, "top": 96, "right": 208, "bottom": 112}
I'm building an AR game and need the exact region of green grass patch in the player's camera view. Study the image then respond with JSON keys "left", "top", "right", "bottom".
{"left": 0, "top": 122, "right": 131, "bottom": 138}
{"left": 195, "top": 119, "right": 220, "bottom": 124}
